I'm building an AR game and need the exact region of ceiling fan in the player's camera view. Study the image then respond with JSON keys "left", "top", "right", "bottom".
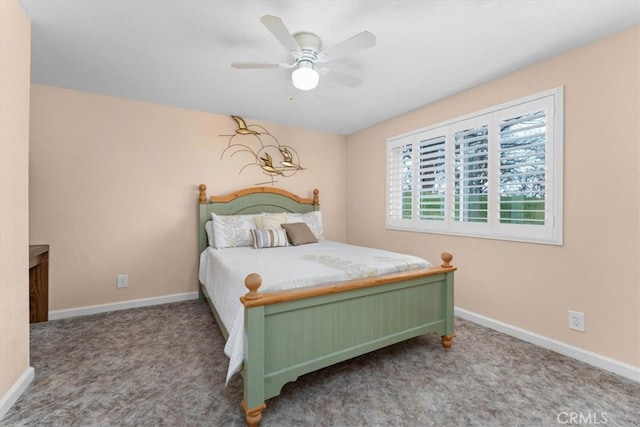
{"left": 231, "top": 15, "right": 376, "bottom": 91}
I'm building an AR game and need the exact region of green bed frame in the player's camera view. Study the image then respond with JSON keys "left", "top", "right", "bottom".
{"left": 197, "top": 184, "right": 456, "bottom": 426}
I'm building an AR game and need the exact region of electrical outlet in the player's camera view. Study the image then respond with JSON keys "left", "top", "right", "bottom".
{"left": 116, "top": 274, "right": 128, "bottom": 289}
{"left": 568, "top": 310, "right": 585, "bottom": 332}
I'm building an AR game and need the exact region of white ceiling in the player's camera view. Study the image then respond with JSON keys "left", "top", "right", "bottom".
{"left": 18, "top": 1, "right": 640, "bottom": 135}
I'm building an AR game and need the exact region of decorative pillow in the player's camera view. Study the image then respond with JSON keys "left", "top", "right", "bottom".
{"left": 286, "top": 211, "right": 324, "bottom": 239}
{"left": 205, "top": 220, "right": 214, "bottom": 247}
{"left": 281, "top": 222, "right": 318, "bottom": 246}
{"left": 250, "top": 228, "right": 289, "bottom": 249}
{"left": 210, "top": 213, "right": 256, "bottom": 249}
{"left": 253, "top": 212, "right": 287, "bottom": 230}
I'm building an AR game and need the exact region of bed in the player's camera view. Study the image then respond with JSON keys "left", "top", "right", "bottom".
{"left": 197, "top": 184, "right": 456, "bottom": 426}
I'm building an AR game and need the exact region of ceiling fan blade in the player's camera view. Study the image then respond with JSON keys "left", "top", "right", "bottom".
{"left": 231, "top": 62, "right": 293, "bottom": 69}
{"left": 318, "top": 31, "right": 376, "bottom": 63}
{"left": 325, "top": 69, "right": 363, "bottom": 88}
{"left": 260, "top": 15, "right": 301, "bottom": 54}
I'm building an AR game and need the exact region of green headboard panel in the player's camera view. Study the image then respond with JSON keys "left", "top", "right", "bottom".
{"left": 197, "top": 185, "right": 319, "bottom": 252}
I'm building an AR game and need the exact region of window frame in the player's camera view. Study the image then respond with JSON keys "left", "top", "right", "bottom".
{"left": 386, "top": 87, "right": 564, "bottom": 245}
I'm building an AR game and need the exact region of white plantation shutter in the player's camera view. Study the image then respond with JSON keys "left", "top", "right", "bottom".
{"left": 418, "top": 134, "right": 446, "bottom": 221}
{"left": 386, "top": 87, "right": 562, "bottom": 245}
{"left": 387, "top": 141, "right": 413, "bottom": 224}
{"left": 453, "top": 124, "right": 489, "bottom": 223}
{"left": 498, "top": 110, "right": 547, "bottom": 226}
{"left": 493, "top": 95, "right": 559, "bottom": 242}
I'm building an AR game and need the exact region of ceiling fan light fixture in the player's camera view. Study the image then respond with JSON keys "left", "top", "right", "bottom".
{"left": 291, "top": 61, "right": 319, "bottom": 91}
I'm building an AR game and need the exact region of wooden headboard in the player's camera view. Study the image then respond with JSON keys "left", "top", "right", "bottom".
{"left": 197, "top": 184, "right": 320, "bottom": 252}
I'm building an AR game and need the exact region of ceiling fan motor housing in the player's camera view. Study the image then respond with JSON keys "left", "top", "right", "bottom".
{"left": 293, "top": 32, "right": 322, "bottom": 62}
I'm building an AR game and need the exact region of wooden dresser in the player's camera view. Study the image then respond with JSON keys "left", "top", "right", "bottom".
{"left": 29, "top": 245, "right": 49, "bottom": 323}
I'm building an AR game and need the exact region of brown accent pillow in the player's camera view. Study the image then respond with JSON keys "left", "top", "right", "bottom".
{"left": 281, "top": 222, "right": 318, "bottom": 246}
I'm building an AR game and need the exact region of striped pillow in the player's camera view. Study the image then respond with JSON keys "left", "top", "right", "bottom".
{"left": 250, "top": 228, "right": 289, "bottom": 249}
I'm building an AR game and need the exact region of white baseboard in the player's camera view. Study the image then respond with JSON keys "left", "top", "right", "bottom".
{"left": 49, "top": 292, "right": 199, "bottom": 320}
{"left": 0, "top": 367, "right": 34, "bottom": 420}
{"left": 455, "top": 307, "right": 640, "bottom": 383}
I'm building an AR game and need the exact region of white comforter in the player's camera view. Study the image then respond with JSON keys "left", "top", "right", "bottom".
{"left": 198, "top": 240, "right": 431, "bottom": 383}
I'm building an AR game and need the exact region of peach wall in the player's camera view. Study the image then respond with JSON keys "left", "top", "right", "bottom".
{"left": 346, "top": 26, "right": 639, "bottom": 367}
{"left": 0, "top": 0, "right": 31, "bottom": 402}
{"left": 29, "top": 85, "right": 347, "bottom": 311}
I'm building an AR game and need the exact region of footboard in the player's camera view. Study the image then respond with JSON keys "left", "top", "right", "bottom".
{"left": 240, "top": 254, "right": 456, "bottom": 426}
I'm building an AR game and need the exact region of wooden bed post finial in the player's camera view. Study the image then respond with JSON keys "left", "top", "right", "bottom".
{"left": 244, "top": 273, "right": 263, "bottom": 300}
{"left": 198, "top": 184, "right": 207, "bottom": 204}
{"left": 440, "top": 252, "right": 453, "bottom": 268}
{"left": 312, "top": 189, "right": 319, "bottom": 206}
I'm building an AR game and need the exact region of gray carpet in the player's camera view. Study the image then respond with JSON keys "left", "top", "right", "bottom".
{"left": 2, "top": 300, "right": 638, "bottom": 426}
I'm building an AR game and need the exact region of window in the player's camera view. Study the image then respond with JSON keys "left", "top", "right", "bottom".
{"left": 386, "top": 87, "right": 563, "bottom": 245}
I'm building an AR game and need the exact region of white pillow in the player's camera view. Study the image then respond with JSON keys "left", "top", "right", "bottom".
{"left": 286, "top": 211, "right": 324, "bottom": 240}
{"left": 254, "top": 212, "right": 287, "bottom": 230}
{"left": 210, "top": 213, "right": 257, "bottom": 249}
{"left": 204, "top": 220, "right": 214, "bottom": 247}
